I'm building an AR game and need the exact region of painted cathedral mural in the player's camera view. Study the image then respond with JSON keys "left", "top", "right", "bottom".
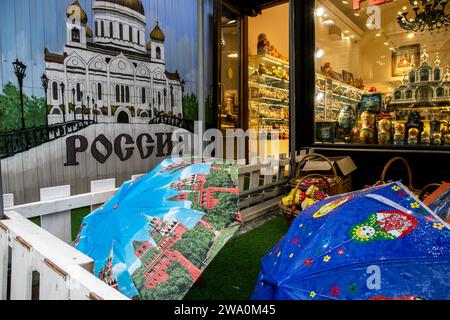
{"left": 0, "top": 0, "right": 205, "bottom": 132}
{"left": 0, "top": 0, "right": 212, "bottom": 204}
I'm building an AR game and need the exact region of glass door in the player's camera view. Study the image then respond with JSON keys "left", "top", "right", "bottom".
{"left": 214, "top": 1, "right": 242, "bottom": 132}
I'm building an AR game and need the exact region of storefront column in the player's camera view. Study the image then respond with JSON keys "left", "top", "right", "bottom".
{"left": 290, "top": 0, "right": 315, "bottom": 165}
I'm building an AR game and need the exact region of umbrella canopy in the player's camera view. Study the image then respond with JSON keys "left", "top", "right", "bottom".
{"left": 75, "top": 158, "right": 240, "bottom": 300}
{"left": 252, "top": 182, "right": 450, "bottom": 300}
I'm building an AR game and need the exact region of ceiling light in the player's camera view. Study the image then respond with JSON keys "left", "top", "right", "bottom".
{"left": 342, "top": 0, "right": 349, "bottom": 4}
{"left": 227, "top": 53, "right": 238, "bottom": 58}
{"left": 227, "top": 20, "right": 236, "bottom": 25}
{"left": 407, "top": 32, "right": 415, "bottom": 38}
{"left": 323, "top": 19, "right": 334, "bottom": 25}
{"left": 316, "top": 92, "right": 324, "bottom": 101}
{"left": 384, "top": 42, "right": 389, "bottom": 45}
{"left": 316, "top": 49, "right": 324, "bottom": 58}
{"left": 315, "top": 7, "right": 325, "bottom": 17}
{"left": 354, "top": 13, "right": 360, "bottom": 16}
{"left": 344, "top": 30, "right": 349, "bottom": 33}
{"left": 376, "top": 33, "right": 381, "bottom": 37}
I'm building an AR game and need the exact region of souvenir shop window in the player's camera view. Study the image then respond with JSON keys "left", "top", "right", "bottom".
{"left": 313, "top": 0, "right": 450, "bottom": 147}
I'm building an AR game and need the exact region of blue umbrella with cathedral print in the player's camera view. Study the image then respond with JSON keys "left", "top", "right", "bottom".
{"left": 75, "top": 157, "right": 241, "bottom": 300}
{"left": 252, "top": 182, "right": 450, "bottom": 300}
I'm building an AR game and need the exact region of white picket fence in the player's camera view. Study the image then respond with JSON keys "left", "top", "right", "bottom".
{"left": 0, "top": 153, "right": 302, "bottom": 300}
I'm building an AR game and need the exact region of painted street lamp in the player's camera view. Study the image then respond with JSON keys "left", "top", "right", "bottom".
{"left": 41, "top": 74, "right": 49, "bottom": 127}
{"left": 60, "top": 82, "right": 66, "bottom": 123}
{"left": 13, "top": 59, "right": 27, "bottom": 130}
{"left": 95, "top": 103, "right": 98, "bottom": 123}
{"left": 87, "top": 95, "right": 91, "bottom": 122}
{"left": 80, "top": 91, "right": 84, "bottom": 122}
{"left": 72, "top": 88, "right": 76, "bottom": 121}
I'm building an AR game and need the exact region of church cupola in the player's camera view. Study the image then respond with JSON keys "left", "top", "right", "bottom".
{"left": 66, "top": 1, "right": 89, "bottom": 47}
{"left": 150, "top": 21, "right": 165, "bottom": 62}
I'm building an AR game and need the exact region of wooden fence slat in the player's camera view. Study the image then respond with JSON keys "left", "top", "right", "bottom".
{"left": 10, "top": 237, "right": 33, "bottom": 300}
{"left": 0, "top": 224, "right": 8, "bottom": 300}
{"left": 39, "top": 259, "right": 70, "bottom": 300}
{"left": 90, "top": 179, "right": 116, "bottom": 212}
{"left": 40, "top": 185, "right": 72, "bottom": 243}
{"left": 3, "top": 194, "right": 14, "bottom": 208}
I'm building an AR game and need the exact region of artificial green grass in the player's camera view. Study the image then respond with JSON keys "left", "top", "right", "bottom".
{"left": 184, "top": 215, "right": 290, "bottom": 300}
{"left": 71, "top": 207, "right": 91, "bottom": 241}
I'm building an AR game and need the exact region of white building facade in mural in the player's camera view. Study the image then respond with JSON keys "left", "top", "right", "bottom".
{"left": 44, "top": 0, "right": 184, "bottom": 125}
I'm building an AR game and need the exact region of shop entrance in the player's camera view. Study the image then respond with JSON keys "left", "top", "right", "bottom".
{"left": 213, "top": 0, "right": 291, "bottom": 160}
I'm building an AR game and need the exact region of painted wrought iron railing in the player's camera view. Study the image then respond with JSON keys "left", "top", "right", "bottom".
{"left": 149, "top": 115, "right": 195, "bottom": 133}
{"left": 0, "top": 120, "right": 94, "bottom": 159}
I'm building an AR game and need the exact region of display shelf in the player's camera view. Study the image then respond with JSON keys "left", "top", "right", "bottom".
{"left": 249, "top": 54, "right": 290, "bottom": 140}
{"left": 315, "top": 73, "right": 365, "bottom": 123}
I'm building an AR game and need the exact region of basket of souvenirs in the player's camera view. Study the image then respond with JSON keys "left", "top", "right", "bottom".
{"left": 289, "top": 153, "right": 341, "bottom": 196}
{"left": 280, "top": 174, "right": 331, "bottom": 218}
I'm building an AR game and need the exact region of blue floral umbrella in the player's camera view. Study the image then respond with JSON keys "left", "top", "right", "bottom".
{"left": 252, "top": 182, "right": 450, "bottom": 300}
{"left": 75, "top": 158, "right": 240, "bottom": 300}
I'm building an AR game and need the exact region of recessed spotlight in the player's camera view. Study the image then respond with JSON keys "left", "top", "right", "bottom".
{"left": 227, "top": 20, "right": 236, "bottom": 25}
{"left": 376, "top": 33, "right": 381, "bottom": 37}
{"left": 344, "top": 30, "right": 349, "bottom": 33}
{"left": 350, "top": 35, "right": 355, "bottom": 38}
{"left": 390, "top": 47, "right": 394, "bottom": 51}
{"left": 384, "top": 42, "right": 389, "bottom": 46}
{"left": 323, "top": 19, "right": 334, "bottom": 25}
{"left": 407, "top": 32, "right": 415, "bottom": 38}
{"left": 342, "top": 0, "right": 349, "bottom": 4}
{"left": 354, "top": 12, "right": 360, "bottom": 16}
{"left": 315, "top": 7, "right": 325, "bottom": 17}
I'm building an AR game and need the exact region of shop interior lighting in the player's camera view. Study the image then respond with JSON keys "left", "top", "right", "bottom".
{"left": 315, "top": 7, "right": 325, "bottom": 17}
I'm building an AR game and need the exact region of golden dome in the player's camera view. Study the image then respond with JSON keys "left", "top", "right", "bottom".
{"left": 86, "top": 26, "right": 93, "bottom": 38}
{"left": 98, "top": 0, "right": 145, "bottom": 15}
{"left": 146, "top": 41, "right": 152, "bottom": 50}
{"left": 150, "top": 22, "right": 165, "bottom": 42}
{"left": 66, "top": 1, "right": 88, "bottom": 24}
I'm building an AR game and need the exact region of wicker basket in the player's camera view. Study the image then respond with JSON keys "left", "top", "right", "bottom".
{"left": 375, "top": 157, "right": 420, "bottom": 194}
{"left": 289, "top": 153, "right": 341, "bottom": 196}
{"left": 280, "top": 173, "right": 331, "bottom": 218}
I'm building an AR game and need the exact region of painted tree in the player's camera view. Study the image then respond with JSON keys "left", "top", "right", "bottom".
{"left": 0, "top": 82, "right": 46, "bottom": 133}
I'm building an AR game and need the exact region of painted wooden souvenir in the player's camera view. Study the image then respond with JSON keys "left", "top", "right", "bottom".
{"left": 393, "top": 122, "right": 405, "bottom": 145}
{"left": 359, "top": 111, "right": 376, "bottom": 144}
{"left": 377, "top": 118, "right": 392, "bottom": 145}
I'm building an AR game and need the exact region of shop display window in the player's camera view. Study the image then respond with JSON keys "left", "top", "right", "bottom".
{"left": 314, "top": 0, "right": 450, "bottom": 147}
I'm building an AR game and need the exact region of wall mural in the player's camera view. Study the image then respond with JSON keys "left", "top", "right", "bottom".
{"left": 0, "top": 0, "right": 205, "bottom": 132}
{"left": 0, "top": 0, "right": 212, "bottom": 204}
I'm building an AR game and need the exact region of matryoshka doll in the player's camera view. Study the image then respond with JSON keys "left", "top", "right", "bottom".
{"left": 377, "top": 119, "right": 392, "bottom": 145}
{"left": 444, "top": 133, "right": 450, "bottom": 146}
{"left": 407, "top": 128, "right": 419, "bottom": 145}
{"left": 359, "top": 111, "right": 376, "bottom": 144}
{"left": 393, "top": 122, "right": 405, "bottom": 145}
{"left": 421, "top": 130, "right": 431, "bottom": 145}
{"left": 432, "top": 132, "right": 442, "bottom": 145}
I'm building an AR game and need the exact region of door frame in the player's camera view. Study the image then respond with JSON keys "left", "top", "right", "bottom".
{"left": 212, "top": 0, "right": 248, "bottom": 132}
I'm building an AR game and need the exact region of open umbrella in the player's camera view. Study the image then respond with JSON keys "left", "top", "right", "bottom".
{"left": 252, "top": 182, "right": 450, "bottom": 300}
{"left": 75, "top": 157, "right": 240, "bottom": 300}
